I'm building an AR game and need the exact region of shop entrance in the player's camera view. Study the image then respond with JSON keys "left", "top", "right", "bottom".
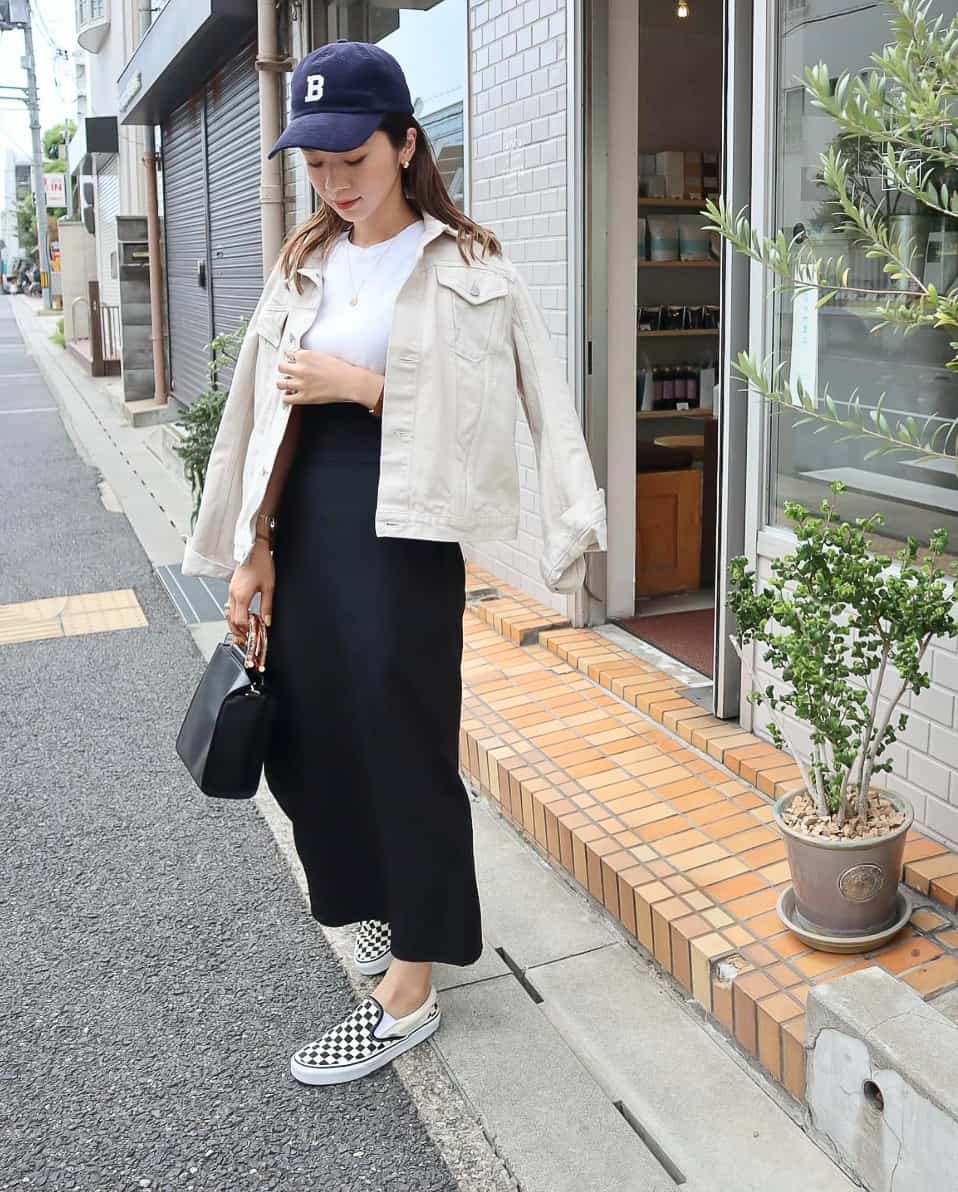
{"left": 617, "top": 0, "right": 724, "bottom": 679}
{"left": 587, "top": 0, "right": 751, "bottom": 714}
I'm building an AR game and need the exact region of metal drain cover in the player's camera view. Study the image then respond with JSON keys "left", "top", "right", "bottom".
{"left": 154, "top": 563, "right": 230, "bottom": 626}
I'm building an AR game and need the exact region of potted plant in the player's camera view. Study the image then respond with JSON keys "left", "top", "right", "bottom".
{"left": 727, "top": 482, "right": 958, "bottom": 950}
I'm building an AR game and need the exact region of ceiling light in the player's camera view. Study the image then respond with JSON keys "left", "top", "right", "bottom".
{"left": 676, "top": 0, "right": 690, "bottom": 17}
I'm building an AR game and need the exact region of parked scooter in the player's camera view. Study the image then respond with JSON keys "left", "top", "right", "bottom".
{"left": 15, "top": 266, "right": 40, "bottom": 297}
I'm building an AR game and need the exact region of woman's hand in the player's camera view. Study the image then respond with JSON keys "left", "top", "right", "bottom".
{"left": 226, "top": 539, "right": 274, "bottom": 648}
{"left": 277, "top": 350, "right": 383, "bottom": 410}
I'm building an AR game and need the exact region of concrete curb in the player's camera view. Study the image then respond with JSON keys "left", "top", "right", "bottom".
{"left": 807, "top": 967, "right": 958, "bottom": 1191}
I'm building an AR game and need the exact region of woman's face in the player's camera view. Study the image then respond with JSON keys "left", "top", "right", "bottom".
{"left": 302, "top": 128, "right": 416, "bottom": 224}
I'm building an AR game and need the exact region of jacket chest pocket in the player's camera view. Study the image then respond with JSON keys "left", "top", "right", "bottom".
{"left": 253, "top": 305, "right": 288, "bottom": 349}
{"left": 251, "top": 305, "right": 288, "bottom": 419}
{"left": 436, "top": 266, "right": 509, "bottom": 364}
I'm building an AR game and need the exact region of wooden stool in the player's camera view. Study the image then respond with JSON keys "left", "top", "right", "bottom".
{"left": 653, "top": 433, "right": 706, "bottom": 461}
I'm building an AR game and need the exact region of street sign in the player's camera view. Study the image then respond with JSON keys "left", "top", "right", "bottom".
{"left": 44, "top": 173, "right": 66, "bottom": 206}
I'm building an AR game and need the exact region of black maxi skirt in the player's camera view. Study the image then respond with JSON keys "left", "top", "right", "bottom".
{"left": 262, "top": 400, "right": 483, "bottom": 967}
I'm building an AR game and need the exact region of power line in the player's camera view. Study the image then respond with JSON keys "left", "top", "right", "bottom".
{"left": 31, "top": 1, "right": 69, "bottom": 58}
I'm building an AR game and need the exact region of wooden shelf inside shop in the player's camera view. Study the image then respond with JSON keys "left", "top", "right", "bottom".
{"left": 638, "top": 329, "right": 720, "bottom": 339}
{"left": 636, "top": 408, "right": 716, "bottom": 421}
{"left": 639, "top": 259, "right": 719, "bottom": 269}
{"left": 638, "top": 197, "right": 709, "bottom": 209}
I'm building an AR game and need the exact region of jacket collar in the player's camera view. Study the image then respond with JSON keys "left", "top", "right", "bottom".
{"left": 419, "top": 213, "right": 454, "bottom": 254}
{"left": 292, "top": 212, "right": 454, "bottom": 288}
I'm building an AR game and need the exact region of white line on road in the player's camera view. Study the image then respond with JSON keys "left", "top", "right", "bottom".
{"left": 0, "top": 407, "right": 58, "bottom": 414}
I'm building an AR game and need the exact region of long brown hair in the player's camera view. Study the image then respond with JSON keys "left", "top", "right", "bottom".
{"left": 278, "top": 113, "right": 501, "bottom": 292}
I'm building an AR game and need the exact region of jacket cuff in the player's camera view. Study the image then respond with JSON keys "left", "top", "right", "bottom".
{"left": 181, "top": 539, "right": 236, "bottom": 581}
{"left": 540, "top": 488, "right": 608, "bottom": 592}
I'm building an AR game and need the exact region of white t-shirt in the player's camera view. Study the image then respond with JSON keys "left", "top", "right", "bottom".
{"left": 301, "top": 219, "right": 425, "bottom": 375}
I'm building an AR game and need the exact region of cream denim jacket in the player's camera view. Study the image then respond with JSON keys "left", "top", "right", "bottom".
{"left": 181, "top": 213, "right": 607, "bottom": 592}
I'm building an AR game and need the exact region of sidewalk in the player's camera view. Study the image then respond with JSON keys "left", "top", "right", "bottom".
{"left": 457, "top": 570, "right": 958, "bottom": 1101}
{"left": 7, "top": 296, "right": 867, "bottom": 1191}
{"left": 1, "top": 296, "right": 492, "bottom": 1192}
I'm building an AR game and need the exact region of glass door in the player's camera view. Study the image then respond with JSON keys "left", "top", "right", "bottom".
{"left": 614, "top": 0, "right": 727, "bottom": 694}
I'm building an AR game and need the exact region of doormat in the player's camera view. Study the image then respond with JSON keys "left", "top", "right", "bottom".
{"left": 613, "top": 608, "right": 715, "bottom": 678}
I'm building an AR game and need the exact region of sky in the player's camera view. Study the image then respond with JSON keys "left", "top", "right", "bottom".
{"left": 379, "top": 1, "right": 467, "bottom": 119}
{"left": 0, "top": 1, "right": 78, "bottom": 162}
{"left": 0, "top": 0, "right": 465, "bottom": 162}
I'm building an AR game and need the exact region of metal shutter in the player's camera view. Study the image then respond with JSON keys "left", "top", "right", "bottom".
{"left": 162, "top": 97, "right": 212, "bottom": 405}
{"left": 206, "top": 42, "right": 263, "bottom": 357}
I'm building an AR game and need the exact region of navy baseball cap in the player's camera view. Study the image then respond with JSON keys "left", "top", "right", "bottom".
{"left": 268, "top": 41, "right": 413, "bottom": 159}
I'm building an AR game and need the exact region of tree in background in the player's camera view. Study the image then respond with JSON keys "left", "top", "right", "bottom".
{"left": 15, "top": 120, "right": 74, "bottom": 256}
{"left": 43, "top": 120, "right": 76, "bottom": 163}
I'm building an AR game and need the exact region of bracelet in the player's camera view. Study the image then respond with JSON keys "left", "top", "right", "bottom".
{"left": 369, "top": 386, "right": 384, "bottom": 417}
{"left": 256, "top": 511, "right": 277, "bottom": 549}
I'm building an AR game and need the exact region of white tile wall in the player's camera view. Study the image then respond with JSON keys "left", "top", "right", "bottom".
{"left": 751, "top": 555, "right": 958, "bottom": 850}
{"left": 463, "top": 0, "right": 574, "bottom": 614}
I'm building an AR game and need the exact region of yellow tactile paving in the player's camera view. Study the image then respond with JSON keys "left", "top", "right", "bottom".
{"left": 0, "top": 588, "right": 147, "bottom": 646}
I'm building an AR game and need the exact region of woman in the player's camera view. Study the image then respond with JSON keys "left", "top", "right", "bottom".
{"left": 181, "top": 40, "right": 606, "bottom": 1086}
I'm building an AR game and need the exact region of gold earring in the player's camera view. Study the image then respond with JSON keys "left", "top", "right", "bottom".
{"left": 403, "top": 159, "right": 410, "bottom": 169}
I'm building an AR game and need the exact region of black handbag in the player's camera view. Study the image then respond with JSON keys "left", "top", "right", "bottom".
{"left": 176, "top": 612, "right": 276, "bottom": 799}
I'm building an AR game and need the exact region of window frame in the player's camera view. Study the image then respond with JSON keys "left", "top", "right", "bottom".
{"left": 750, "top": 0, "right": 958, "bottom": 558}
{"left": 317, "top": 0, "right": 471, "bottom": 216}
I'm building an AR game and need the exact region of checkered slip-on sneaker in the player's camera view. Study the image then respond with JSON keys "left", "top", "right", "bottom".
{"left": 353, "top": 919, "right": 392, "bottom": 976}
{"left": 290, "top": 987, "right": 440, "bottom": 1086}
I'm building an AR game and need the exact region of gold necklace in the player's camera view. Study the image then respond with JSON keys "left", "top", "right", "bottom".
{"left": 344, "top": 230, "right": 398, "bottom": 307}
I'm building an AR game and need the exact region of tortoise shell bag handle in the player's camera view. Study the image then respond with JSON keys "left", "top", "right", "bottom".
{"left": 243, "top": 610, "right": 269, "bottom": 674}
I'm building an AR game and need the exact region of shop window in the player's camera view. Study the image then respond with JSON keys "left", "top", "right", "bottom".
{"left": 783, "top": 87, "right": 804, "bottom": 151}
{"left": 323, "top": 0, "right": 467, "bottom": 208}
{"left": 76, "top": 0, "right": 106, "bottom": 23}
{"left": 770, "top": 0, "right": 958, "bottom": 561}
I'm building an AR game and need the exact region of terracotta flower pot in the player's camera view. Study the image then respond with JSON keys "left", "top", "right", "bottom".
{"left": 774, "top": 790, "right": 914, "bottom": 941}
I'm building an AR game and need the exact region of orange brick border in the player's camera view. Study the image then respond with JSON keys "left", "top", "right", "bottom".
{"left": 459, "top": 564, "right": 958, "bottom": 1104}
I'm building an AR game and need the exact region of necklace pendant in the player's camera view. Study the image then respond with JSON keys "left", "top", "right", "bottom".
{"left": 350, "top": 295, "right": 359, "bottom": 307}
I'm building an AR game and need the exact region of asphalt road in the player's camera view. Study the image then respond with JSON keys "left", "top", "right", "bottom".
{"left": 0, "top": 296, "right": 457, "bottom": 1192}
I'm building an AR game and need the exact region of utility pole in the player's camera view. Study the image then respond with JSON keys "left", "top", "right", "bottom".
{"left": 0, "top": 1, "right": 52, "bottom": 309}
{"left": 23, "top": 4, "right": 51, "bottom": 309}
{"left": 63, "top": 121, "right": 73, "bottom": 220}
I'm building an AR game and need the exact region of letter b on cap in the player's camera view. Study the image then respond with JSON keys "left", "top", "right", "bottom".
{"left": 305, "top": 74, "right": 325, "bottom": 103}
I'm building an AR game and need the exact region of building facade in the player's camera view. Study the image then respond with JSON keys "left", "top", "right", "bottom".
{"left": 112, "top": 0, "right": 958, "bottom": 851}
{"left": 0, "top": 151, "right": 30, "bottom": 275}
{"left": 118, "top": 1, "right": 273, "bottom": 404}
{"left": 71, "top": 0, "right": 149, "bottom": 312}
{"left": 306, "top": 0, "right": 958, "bottom": 852}
{"left": 465, "top": 0, "right": 958, "bottom": 852}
